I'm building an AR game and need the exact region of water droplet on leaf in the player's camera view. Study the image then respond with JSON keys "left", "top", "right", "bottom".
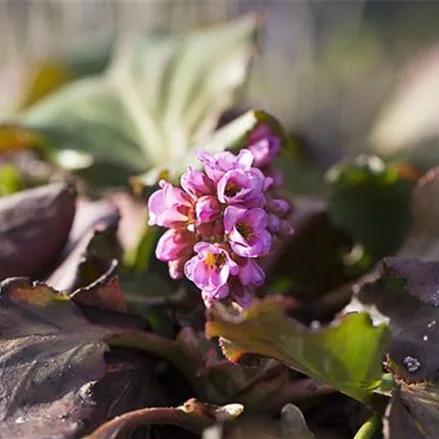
{"left": 403, "top": 355, "right": 421, "bottom": 373}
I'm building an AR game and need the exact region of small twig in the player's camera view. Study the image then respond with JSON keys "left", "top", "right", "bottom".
{"left": 83, "top": 405, "right": 211, "bottom": 439}
{"left": 353, "top": 414, "right": 380, "bottom": 439}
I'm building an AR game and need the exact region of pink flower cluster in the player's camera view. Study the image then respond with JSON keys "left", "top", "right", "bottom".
{"left": 148, "top": 125, "right": 292, "bottom": 307}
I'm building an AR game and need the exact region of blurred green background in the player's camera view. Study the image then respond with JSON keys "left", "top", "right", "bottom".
{"left": 2, "top": 0, "right": 439, "bottom": 173}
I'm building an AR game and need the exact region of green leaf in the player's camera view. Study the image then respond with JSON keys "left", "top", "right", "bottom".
{"left": 21, "top": 79, "right": 146, "bottom": 171}
{"left": 327, "top": 154, "right": 415, "bottom": 260}
{"left": 206, "top": 296, "right": 389, "bottom": 403}
{"left": 0, "top": 164, "right": 24, "bottom": 195}
{"left": 6, "top": 15, "right": 261, "bottom": 186}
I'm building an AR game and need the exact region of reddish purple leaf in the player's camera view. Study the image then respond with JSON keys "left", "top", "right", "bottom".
{"left": 0, "top": 182, "right": 76, "bottom": 280}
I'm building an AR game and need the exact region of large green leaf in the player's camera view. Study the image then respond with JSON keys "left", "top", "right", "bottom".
{"left": 4, "top": 15, "right": 261, "bottom": 185}
{"left": 206, "top": 296, "right": 389, "bottom": 403}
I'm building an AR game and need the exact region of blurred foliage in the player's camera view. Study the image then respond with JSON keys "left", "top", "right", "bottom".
{"left": 398, "top": 166, "right": 439, "bottom": 261}
{"left": 3, "top": 1, "right": 439, "bottom": 172}
{"left": 0, "top": 14, "right": 260, "bottom": 189}
{"left": 0, "top": 163, "right": 24, "bottom": 196}
{"left": 270, "top": 204, "right": 352, "bottom": 298}
{"left": 327, "top": 155, "right": 417, "bottom": 265}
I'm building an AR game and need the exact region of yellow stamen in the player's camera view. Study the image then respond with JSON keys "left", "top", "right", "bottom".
{"left": 204, "top": 252, "right": 225, "bottom": 270}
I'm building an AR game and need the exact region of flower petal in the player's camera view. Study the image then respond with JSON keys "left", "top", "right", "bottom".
{"left": 238, "top": 259, "right": 265, "bottom": 286}
{"left": 195, "top": 195, "right": 221, "bottom": 223}
{"left": 246, "top": 208, "right": 268, "bottom": 230}
{"left": 181, "top": 166, "right": 213, "bottom": 198}
{"left": 155, "top": 229, "right": 194, "bottom": 261}
{"left": 147, "top": 189, "right": 165, "bottom": 226}
{"left": 223, "top": 206, "right": 245, "bottom": 232}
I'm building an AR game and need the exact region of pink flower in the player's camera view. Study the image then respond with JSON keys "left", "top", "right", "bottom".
{"left": 217, "top": 168, "right": 267, "bottom": 206}
{"left": 248, "top": 124, "right": 272, "bottom": 143}
{"left": 224, "top": 206, "right": 272, "bottom": 258}
{"left": 181, "top": 167, "right": 214, "bottom": 199}
{"left": 237, "top": 258, "right": 265, "bottom": 286}
{"left": 148, "top": 180, "right": 193, "bottom": 228}
{"left": 265, "top": 167, "right": 284, "bottom": 188}
{"left": 228, "top": 278, "right": 252, "bottom": 308}
{"left": 155, "top": 229, "right": 195, "bottom": 262}
{"left": 196, "top": 149, "right": 254, "bottom": 182}
{"left": 147, "top": 143, "right": 291, "bottom": 308}
{"left": 267, "top": 214, "right": 280, "bottom": 233}
{"left": 195, "top": 195, "right": 221, "bottom": 223}
{"left": 201, "top": 288, "right": 229, "bottom": 308}
{"left": 184, "top": 242, "right": 238, "bottom": 297}
{"left": 168, "top": 257, "right": 189, "bottom": 280}
{"left": 267, "top": 199, "right": 290, "bottom": 218}
{"left": 247, "top": 124, "right": 281, "bottom": 168}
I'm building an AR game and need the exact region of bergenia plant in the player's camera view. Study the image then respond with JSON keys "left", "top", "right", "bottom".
{"left": 148, "top": 125, "right": 293, "bottom": 307}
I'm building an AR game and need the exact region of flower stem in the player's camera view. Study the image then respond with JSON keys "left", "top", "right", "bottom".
{"left": 353, "top": 414, "right": 380, "bottom": 439}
